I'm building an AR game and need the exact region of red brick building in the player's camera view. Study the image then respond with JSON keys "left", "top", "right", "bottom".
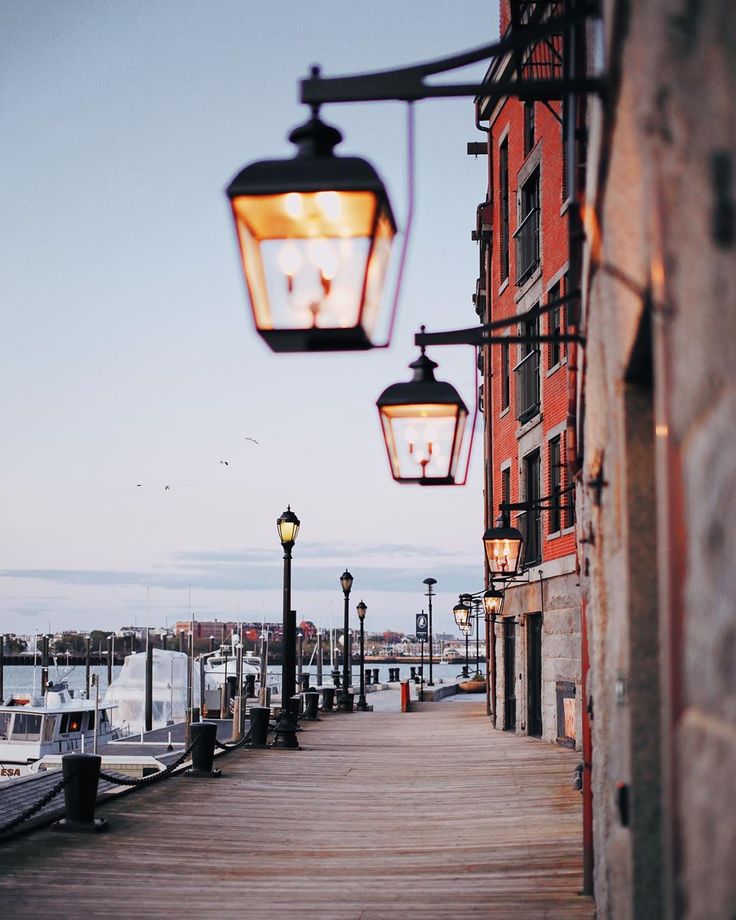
{"left": 476, "top": 1, "right": 581, "bottom": 748}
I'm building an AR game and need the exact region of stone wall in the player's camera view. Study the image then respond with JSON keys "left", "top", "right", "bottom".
{"left": 494, "top": 566, "right": 581, "bottom": 749}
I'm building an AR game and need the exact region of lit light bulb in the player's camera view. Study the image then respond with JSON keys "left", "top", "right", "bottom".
{"left": 307, "top": 239, "right": 339, "bottom": 280}
{"left": 284, "top": 193, "right": 303, "bottom": 218}
{"left": 278, "top": 242, "right": 303, "bottom": 292}
{"left": 316, "top": 191, "right": 341, "bottom": 222}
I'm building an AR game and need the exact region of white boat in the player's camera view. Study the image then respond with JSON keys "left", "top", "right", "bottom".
{"left": 0, "top": 682, "right": 121, "bottom": 781}
{"left": 104, "top": 648, "right": 199, "bottom": 733}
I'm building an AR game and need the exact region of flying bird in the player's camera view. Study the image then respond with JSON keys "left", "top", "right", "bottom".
{"left": 219, "top": 460, "right": 229, "bottom": 466}
{"left": 244, "top": 437, "right": 259, "bottom": 445}
{"left": 136, "top": 484, "right": 142, "bottom": 487}
{"left": 164, "top": 485, "right": 171, "bottom": 491}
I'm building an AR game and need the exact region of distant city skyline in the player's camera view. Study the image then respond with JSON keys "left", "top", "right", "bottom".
{"left": 1, "top": 1, "right": 496, "bottom": 637}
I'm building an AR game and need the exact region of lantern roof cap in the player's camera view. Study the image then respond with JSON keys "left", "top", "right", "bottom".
{"left": 226, "top": 111, "right": 396, "bottom": 223}
{"left": 376, "top": 341, "right": 468, "bottom": 411}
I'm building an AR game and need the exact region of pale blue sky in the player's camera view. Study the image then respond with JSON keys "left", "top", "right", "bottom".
{"left": 1, "top": 0, "right": 497, "bottom": 638}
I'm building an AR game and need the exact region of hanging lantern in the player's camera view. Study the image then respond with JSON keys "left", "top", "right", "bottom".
{"left": 452, "top": 597, "right": 471, "bottom": 630}
{"left": 482, "top": 587, "right": 504, "bottom": 616}
{"left": 227, "top": 111, "right": 397, "bottom": 352}
{"left": 483, "top": 516, "right": 525, "bottom": 576}
{"left": 376, "top": 346, "right": 469, "bottom": 485}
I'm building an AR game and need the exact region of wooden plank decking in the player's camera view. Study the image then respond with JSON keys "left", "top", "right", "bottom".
{"left": 0, "top": 699, "right": 594, "bottom": 919}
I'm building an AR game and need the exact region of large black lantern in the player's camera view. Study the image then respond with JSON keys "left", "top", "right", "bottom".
{"left": 227, "top": 110, "right": 397, "bottom": 352}
{"left": 483, "top": 516, "right": 524, "bottom": 576}
{"left": 376, "top": 345, "right": 469, "bottom": 485}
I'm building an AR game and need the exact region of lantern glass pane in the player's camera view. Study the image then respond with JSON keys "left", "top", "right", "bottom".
{"left": 484, "top": 536, "right": 523, "bottom": 575}
{"left": 362, "top": 209, "right": 394, "bottom": 337}
{"left": 379, "top": 403, "right": 467, "bottom": 481}
{"left": 231, "top": 192, "right": 395, "bottom": 337}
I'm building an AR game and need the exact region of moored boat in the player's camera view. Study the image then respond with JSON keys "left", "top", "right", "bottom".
{"left": 0, "top": 682, "right": 122, "bottom": 781}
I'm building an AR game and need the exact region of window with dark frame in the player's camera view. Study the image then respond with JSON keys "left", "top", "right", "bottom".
{"left": 524, "top": 102, "right": 536, "bottom": 157}
{"left": 548, "top": 280, "right": 562, "bottom": 368}
{"left": 515, "top": 168, "right": 540, "bottom": 284}
{"left": 501, "top": 466, "right": 511, "bottom": 527}
{"left": 549, "top": 436, "right": 562, "bottom": 534}
{"left": 501, "top": 340, "right": 510, "bottom": 411}
{"left": 564, "top": 432, "right": 576, "bottom": 529}
{"left": 499, "top": 138, "right": 509, "bottom": 283}
{"left": 523, "top": 450, "right": 542, "bottom": 565}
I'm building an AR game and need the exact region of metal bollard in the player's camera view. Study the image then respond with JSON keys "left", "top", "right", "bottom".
{"left": 244, "top": 673, "right": 256, "bottom": 697}
{"left": 410, "top": 666, "right": 417, "bottom": 683}
{"left": 321, "top": 686, "right": 335, "bottom": 711}
{"left": 249, "top": 705, "right": 270, "bottom": 747}
{"left": 186, "top": 721, "right": 221, "bottom": 777}
{"left": 332, "top": 668, "right": 341, "bottom": 688}
{"left": 52, "top": 753, "right": 107, "bottom": 833}
{"left": 365, "top": 670, "right": 372, "bottom": 686}
{"left": 289, "top": 695, "right": 302, "bottom": 725}
{"left": 299, "top": 672, "right": 311, "bottom": 692}
{"left": 303, "top": 691, "right": 320, "bottom": 721}
{"left": 373, "top": 668, "right": 380, "bottom": 685}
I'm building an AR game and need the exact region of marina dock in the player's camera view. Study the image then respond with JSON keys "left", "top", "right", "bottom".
{"left": 0, "top": 695, "right": 592, "bottom": 919}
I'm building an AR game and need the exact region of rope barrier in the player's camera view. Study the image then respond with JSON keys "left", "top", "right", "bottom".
{"left": 0, "top": 775, "right": 69, "bottom": 838}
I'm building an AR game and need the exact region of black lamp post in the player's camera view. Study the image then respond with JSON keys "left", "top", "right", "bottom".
{"left": 337, "top": 569, "right": 354, "bottom": 711}
{"left": 423, "top": 577, "right": 436, "bottom": 685}
{"left": 355, "top": 600, "right": 368, "bottom": 711}
{"left": 273, "top": 504, "right": 301, "bottom": 749}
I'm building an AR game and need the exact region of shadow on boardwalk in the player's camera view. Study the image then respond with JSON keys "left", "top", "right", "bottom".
{"left": 0, "top": 700, "right": 594, "bottom": 919}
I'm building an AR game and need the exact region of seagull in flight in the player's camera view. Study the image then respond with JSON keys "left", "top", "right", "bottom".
{"left": 219, "top": 460, "right": 229, "bottom": 466}
{"left": 164, "top": 485, "right": 171, "bottom": 491}
{"left": 244, "top": 437, "right": 259, "bottom": 445}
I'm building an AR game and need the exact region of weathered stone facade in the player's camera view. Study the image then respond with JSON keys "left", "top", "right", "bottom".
{"left": 496, "top": 564, "right": 582, "bottom": 748}
{"left": 579, "top": 1, "right": 736, "bottom": 917}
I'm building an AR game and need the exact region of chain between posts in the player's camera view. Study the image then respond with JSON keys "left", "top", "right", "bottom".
{"left": 213, "top": 722, "right": 255, "bottom": 752}
{"left": 0, "top": 774, "right": 69, "bottom": 838}
{"left": 97, "top": 735, "right": 201, "bottom": 787}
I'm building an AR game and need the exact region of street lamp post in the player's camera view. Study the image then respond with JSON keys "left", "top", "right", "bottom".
{"left": 337, "top": 570, "right": 354, "bottom": 711}
{"left": 461, "top": 621, "right": 473, "bottom": 678}
{"left": 356, "top": 601, "right": 368, "bottom": 711}
{"left": 423, "top": 578, "right": 436, "bottom": 686}
{"left": 273, "top": 505, "right": 301, "bottom": 749}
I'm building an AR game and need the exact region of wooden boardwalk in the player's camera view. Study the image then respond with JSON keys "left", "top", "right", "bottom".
{"left": 0, "top": 700, "right": 593, "bottom": 919}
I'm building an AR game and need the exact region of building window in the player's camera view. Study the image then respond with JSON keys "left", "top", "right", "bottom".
{"left": 523, "top": 102, "right": 535, "bottom": 157}
{"left": 501, "top": 466, "right": 511, "bottom": 527}
{"left": 548, "top": 280, "right": 564, "bottom": 368}
{"left": 514, "top": 309, "right": 540, "bottom": 422}
{"left": 523, "top": 449, "right": 542, "bottom": 564}
{"left": 549, "top": 435, "right": 562, "bottom": 534}
{"left": 501, "top": 340, "right": 510, "bottom": 411}
{"left": 499, "top": 139, "right": 509, "bottom": 283}
{"left": 514, "top": 168, "right": 540, "bottom": 285}
{"left": 564, "top": 432, "right": 576, "bottom": 529}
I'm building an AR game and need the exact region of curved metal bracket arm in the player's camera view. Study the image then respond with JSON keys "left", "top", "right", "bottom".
{"left": 301, "top": 3, "right": 602, "bottom": 105}
{"left": 415, "top": 290, "right": 587, "bottom": 348}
